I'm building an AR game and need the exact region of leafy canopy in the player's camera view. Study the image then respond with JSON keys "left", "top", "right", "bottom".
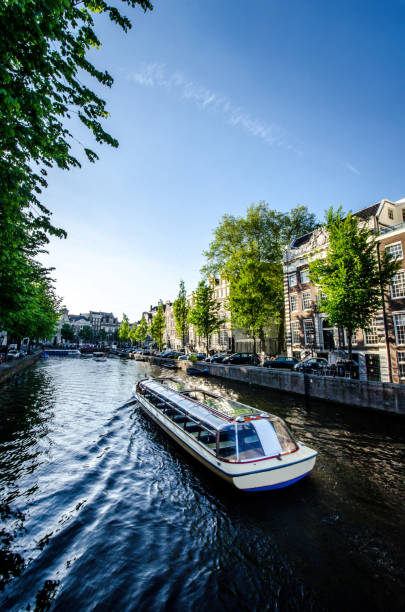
{"left": 79, "top": 325, "right": 94, "bottom": 343}
{"left": 188, "top": 280, "right": 224, "bottom": 351}
{"left": 119, "top": 313, "right": 130, "bottom": 342}
{"left": 137, "top": 317, "right": 148, "bottom": 345}
{"left": 61, "top": 323, "right": 76, "bottom": 342}
{"left": 149, "top": 302, "right": 166, "bottom": 350}
{"left": 309, "top": 207, "right": 399, "bottom": 356}
{"left": 173, "top": 280, "right": 189, "bottom": 348}
{"left": 0, "top": 0, "right": 152, "bottom": 336}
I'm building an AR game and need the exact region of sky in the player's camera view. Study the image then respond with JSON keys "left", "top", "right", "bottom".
{"left": 41, "top": 0, "right": 405, "bottom": 321}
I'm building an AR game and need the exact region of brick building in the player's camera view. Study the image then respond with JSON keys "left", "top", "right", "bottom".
{"left": 283, "top": 197, "right": 405, "bottom": 383}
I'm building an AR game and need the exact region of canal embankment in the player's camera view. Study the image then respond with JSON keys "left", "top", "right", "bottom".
{"left": 139, "top": 355, "right": 405, "bottom": 415}
{"left": 0, "top": 351, "right": 42, "bottom": 385}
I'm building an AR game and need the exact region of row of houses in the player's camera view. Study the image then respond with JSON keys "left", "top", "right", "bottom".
{"left": 55, "top": 309, "right": 120, "bottom": 342}
{"left": 141, "top": 195, "right": 405, "bottom": 385}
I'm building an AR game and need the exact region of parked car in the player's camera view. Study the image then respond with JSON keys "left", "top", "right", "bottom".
{"left": 205, "top": 353, "right": 227, "bottom": 363}
{"left": 222, "top": 353, "right": 260, "bottom": 366}
{"left": 7, "top": 350, "right": 22, "bottom": 360}
{"left": 293, "top": 357, "right": 328, "bottom": 373}
{"left": 186, "top": 353, "right": 206, "bottom": 361}
{"left": 263, "top": 356, "right": 298, "bottom": 370}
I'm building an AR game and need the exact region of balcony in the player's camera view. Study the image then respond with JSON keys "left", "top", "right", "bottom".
{"left": 378, "top": 221, "right": 405, "bottom": 235}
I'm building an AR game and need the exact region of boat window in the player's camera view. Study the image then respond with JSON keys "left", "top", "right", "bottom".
{"left": 236, "top": 422, "right": 266, "bottom": 461}
{"left": 218, "top": 425, "right": 237, "bottom": 461}
{"left": 183, "top": 416, "right": 201, "bottom": 436}
{"left": 251, "top": 419, "right": 283, "bottom": 457}
{"left": 197, "top": 428, "right": 217, "bottom": 453}
{"left": 271, "top": 418, "right": 297, "bottom": 453}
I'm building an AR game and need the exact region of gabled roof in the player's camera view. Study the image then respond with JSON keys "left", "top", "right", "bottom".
{"left": 353, "top": 202, "right": 379, "bottom": 220}
{"left": 291, "top": 232, "right": 313, "bottom": 248}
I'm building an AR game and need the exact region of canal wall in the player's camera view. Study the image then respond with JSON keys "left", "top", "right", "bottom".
{"left": 0, "top": 352, "right": 42, "bottom": 385}
{"left": 140, "top": 356, "right": 405, "bottom": 415}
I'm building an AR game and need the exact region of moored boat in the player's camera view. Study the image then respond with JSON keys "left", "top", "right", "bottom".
{"left": 93, "top": 352, "right": 107, "bottom": 362}
{"left": 135, "top": 378, "right": 317, "bottom": 492}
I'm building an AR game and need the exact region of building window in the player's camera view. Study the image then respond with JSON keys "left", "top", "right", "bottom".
{"left": 290, "top": 295, "right": 298, "bottom": 312}
{"left": 385, "top": 242, "right": 403, "bottom": 260}
{"left": 288, "top": 273, "right": 297, "bottom": 287}
{"left": 300, "top": 269, "right": 310, "bottom": 284}
{"left": 391, "top": 271, "right": 405, "bottom": 298}
{"left": 303, "top": 319, "right": 315, "bottom": 345}
{"left": 219, "top": 328, "right": 228, "bottom": 345}
{"left": 302, "top": 292, "right": 312, "bottom": 310}
{"left": 388, "top": 208, "right": 394, "bottom": 220}
{"left": 397, "top": 351, "right": 405, "bottom": 382}
{"left": 393, "top": 314, "right": 405, "bottom": 345}
{"left": 364, "top": 318, "right": 379, "bottom": 345}
{"left": 291, "top": 321, "right": 301, "bottom": 345}
{"left": 402, "top": 209, "right": 405, "bottom": 222}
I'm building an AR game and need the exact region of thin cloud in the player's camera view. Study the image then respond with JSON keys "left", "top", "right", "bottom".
{"left": 345, "top": 162, "right": 360, "bottom": 175}
{"left": 128, "top": 63, "right": 299, "bottom": 152}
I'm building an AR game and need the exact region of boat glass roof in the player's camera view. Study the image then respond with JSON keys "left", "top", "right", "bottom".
{"left": 141, "top": 379, "right": 266, "bottom": 425}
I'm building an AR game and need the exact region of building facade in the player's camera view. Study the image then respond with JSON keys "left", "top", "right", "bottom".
{"left": 283, "top": 197, "right": 405, "bottom": 383}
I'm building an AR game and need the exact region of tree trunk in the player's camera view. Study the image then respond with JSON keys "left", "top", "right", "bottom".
{"left": 206, "top": 334, "right": 209, "bottom": 355}
{"left": 252, "top": 336, "right": 256, "bottom": 358}
{"left": 348, "top": 330, "right": 353, "bottom": 361}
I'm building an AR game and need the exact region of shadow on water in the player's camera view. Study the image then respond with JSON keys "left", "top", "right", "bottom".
{"left": 0, "top": 358, "right": 404, "bottom": 611}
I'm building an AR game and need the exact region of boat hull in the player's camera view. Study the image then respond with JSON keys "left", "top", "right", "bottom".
{"left": 136, "top": 393, "right": 317, "bottom": 492}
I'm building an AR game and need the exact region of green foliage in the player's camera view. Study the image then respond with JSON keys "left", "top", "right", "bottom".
{"left": 202, "top": 202, "right": 318, "bottom": 345}
{"left": 136, "top": 317, "right": 148, "bottom": 345}
{"left": 61, "top": 323, "right": 75, "bottom": 343}
{"left": 309, "top": 207, "right": 399, "bottom": 358}
{"left": 129, "top": 323, "right": 138, "bottom": 344}
{"left": 188, "top": 281, "right": 224, "bottom": 352}
{"left": 188, "top": 354, "right": 198, "bottom": 362}
{"left": 149, "top": 302, "right": 166, "bottom": 350}
{"left": 79, "top": 325, "right": 94, "bottom": 343}
{"left": 228, "top": 250, "right": 283, "bottom": 352}
{"left": 0, "top": 0, "right": 152, "bottom": 337}
{"left": 173, "top": 280, "right": 189, "bottom": 348}
{"left": 202, "top": 202, "right": 319, "bottom": 276}
{"left": 119, "top": 314, "right": 130, "bottom": 342}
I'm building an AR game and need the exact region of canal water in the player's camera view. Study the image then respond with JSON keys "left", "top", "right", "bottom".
{"left": 0, "top": 357, "right": 404, "bottom": 611}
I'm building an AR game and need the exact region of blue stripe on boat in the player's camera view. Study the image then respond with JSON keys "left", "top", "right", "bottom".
{"left": 241, "top": 471, "right": 311, "bottom": 492}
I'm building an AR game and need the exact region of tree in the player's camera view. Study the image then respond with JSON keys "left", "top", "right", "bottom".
{"left": 309, "top": 207, "right": 399, "bottom": 360}
{"left": 227, "top": 250, "right": 283, "bottom": 354}
{"left": 0, "top": 0, "right": 152, "bottom": 333}
{"left": 129, "top": 323, "right": 138, "bottom": 345}
{"left": 202, "top": 202, "right": 319, "bottom": 350}
{"left": 188, "top": 281, "right": 224, "bottom": 353}
{"left": 149, "top": 303, "right": 166, "bottom": 350}
{"left": 173, "top": 280, "right": 190, "bottom": 348}
{"left": 79, "top": 325, "right": 94, "bottom": 343}
{"left": 137, "top": 317, "right": 148, "bottom": 346}
{"left": 61, "top": 323, "right": 75, "bottom": 343}
{"left": 119, "top": 314, "right": 130, "bottom": 345}
{"left": 99, "top": 328, "right": 107, "bottom": 343}
{"left": 202, "top": 202, "right": 319, "bottom": 276}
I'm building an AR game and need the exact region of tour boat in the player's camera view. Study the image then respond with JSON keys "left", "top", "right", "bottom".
{"left": 93, "top": 352, "right": 107, "bottom": 362}
{"left": 135, "top": 378, "right": 317, "bottom": 491}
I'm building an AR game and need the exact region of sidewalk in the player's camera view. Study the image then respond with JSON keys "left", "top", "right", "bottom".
{"left": 0, "top": 351, "right": 42, "bottom": 385}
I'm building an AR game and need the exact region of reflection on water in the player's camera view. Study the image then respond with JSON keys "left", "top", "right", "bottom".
{"left": 0, "top": 358, "right": 404, "bottom": 611}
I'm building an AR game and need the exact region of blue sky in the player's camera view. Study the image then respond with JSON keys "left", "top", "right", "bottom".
{"left": 41, "top": 0, "right": 405, "bottom": 321}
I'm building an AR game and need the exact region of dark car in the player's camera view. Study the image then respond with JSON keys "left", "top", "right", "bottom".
{"left": 222, "top": 353, "right": 260, "bottom": 366}
{"left": 294, "top": 357, "right": 328, "bottom": 373}
{"left": 263, "top": 356, "right": 298, "bottom": 370}
{"left": 205, "top": 353, "right": 227, "bottom": 363}
{"left": 163, "top": 351, "right": 182, "bottom": 359}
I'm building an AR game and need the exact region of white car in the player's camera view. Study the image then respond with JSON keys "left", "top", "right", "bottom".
{"left": 7, "top": 350, "right": 22, "bottom": 359}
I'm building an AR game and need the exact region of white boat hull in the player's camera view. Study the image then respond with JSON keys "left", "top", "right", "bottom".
{"left": 136, "top": 393, "right": 317, "bottom": 492}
